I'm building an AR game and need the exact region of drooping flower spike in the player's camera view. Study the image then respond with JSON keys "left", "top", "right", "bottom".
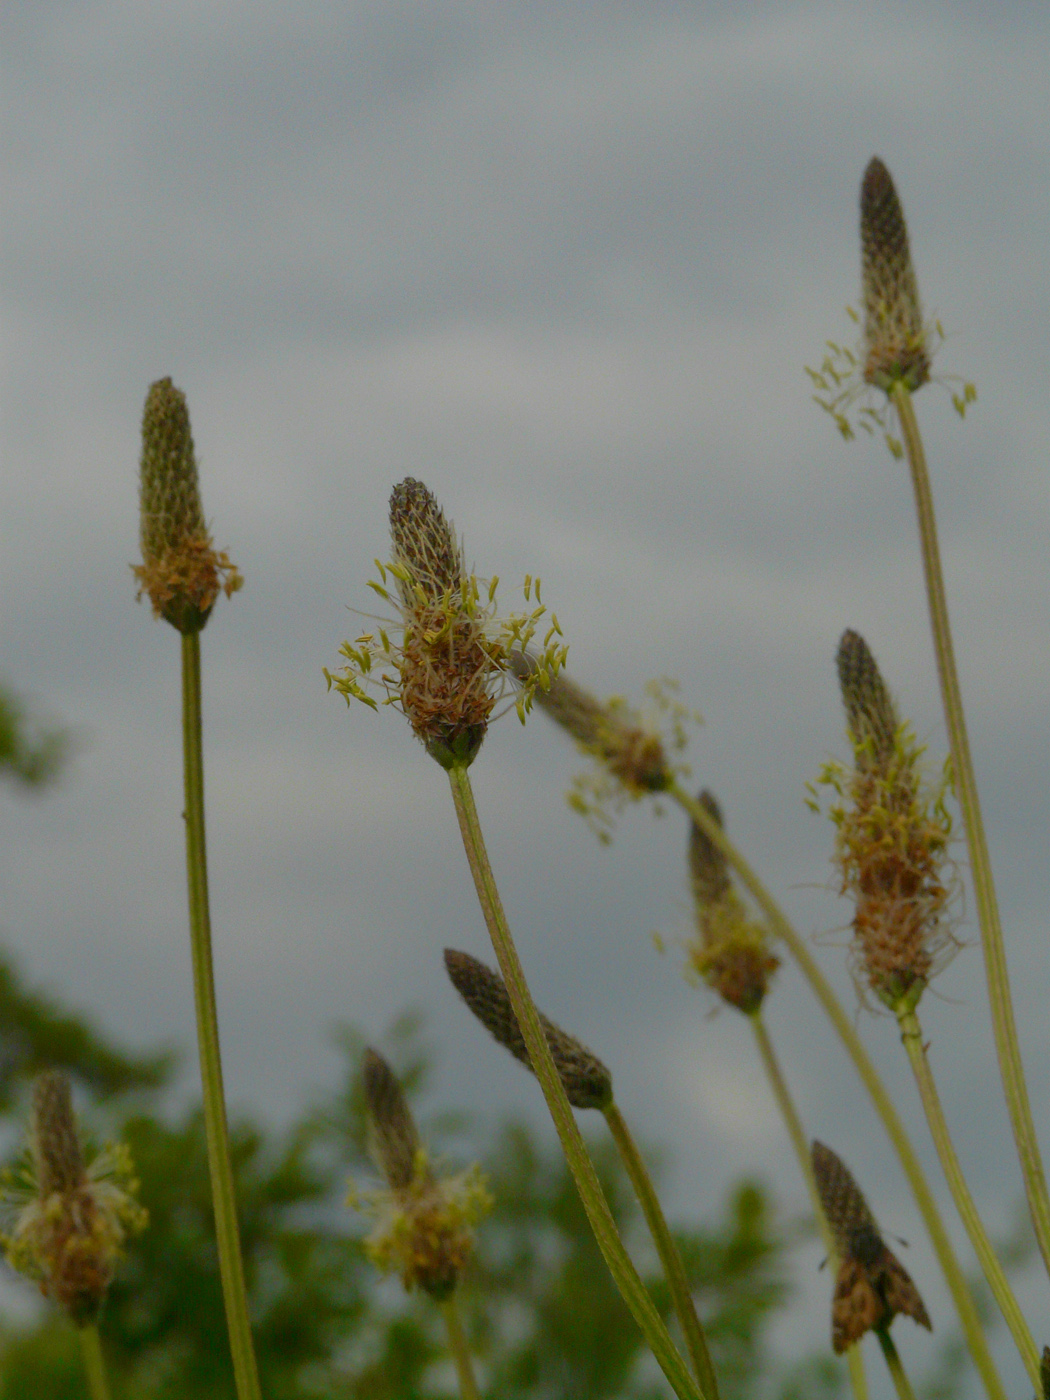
{"left": 812, "top": 1140, "right": 931, "bottom": 1353}
{"left": 349, "top": 1048, "right": 492, "bottom": 1300}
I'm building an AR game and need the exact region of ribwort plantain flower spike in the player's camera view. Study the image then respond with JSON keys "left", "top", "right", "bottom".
{"left": 0, "top": 1071, "right": 147, "bottom": 1326}
{"left": 132, "top": 377, "right": 242, "bottom": 632}
{"left": 812, "top": 630, "right": 958, "bottom": 1012}
{"left": 512, "top": 654, "right": 699, "bottom": 842}
{"left": 349, "top": 1048, "right": 491, "bottom": 1300}
{"left": 812, "top": 1140, "right": 931, "bottom": 1353}
{"left": 685, "top": 790, "right": 779, "bottom": 1014}
{"left": 860, "top": 157, "right": 930, "bottom": 393}
{"left": 806, "top": 159, "right": 976, "bottom": 454}
{"left": 327, "top": 478, "right": 567, "bottom": 769}
{"left": 444, "top": 948, "right": 614, "bottom": 1109}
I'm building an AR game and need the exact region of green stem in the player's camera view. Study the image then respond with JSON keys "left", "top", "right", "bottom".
{"left": 441, "top": 1293, "right": 481, "bottom": 1400}
{"left": 447, "top": 760, "right": 706, "bottom": 1400}
{"left": 876, "top": 1327, "right": 918, "bottom": 1400}
{"left": 78, "top": 1326, "right": 112, "bottom": 1400}
{"left": 669, "top": 781, "right": 1006, "bottom": 1400}
{"left": 897, "top": 1005, "right": 1040, "bottom": 1386}
{"left": 182, "top": 631, "right": 263, "bottom": 1400}
{"left": 893, "top": 382, "right": 1050, "bottom": 1280}
{"left": 748, "top": 1014, "right": 868, "bottom": 1400}
{"left": 602, "top": 1099, "right": 721, "bottom": 1398}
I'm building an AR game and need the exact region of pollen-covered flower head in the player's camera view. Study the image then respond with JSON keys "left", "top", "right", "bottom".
{"left": 444, "top": 948, "right": 614, "bottom": 1110}
{"left": 806, "top": 160, "right": 975, "bottom": 455}
{"left": 812, "top": 630, "right": 959, "bottom": 1012}
{"left": 132, "top": 377, "right": 242, "bottom": 632}
{"left": 327, "top": 478, "right": 567, "bottom": 769}
{"left": 0, "top": 1071, "right": 147, "bottom": 1326}
{"left": 512, "top": 655, "right": 699, "bottom": 843}
{"left": 812, "top": 1140, "right": 931, "bottom": 1353}
{"left": 685, "top": 790, "right": 779, "bottom": 1014}
{"left": 349, "top": 1048, "right": 491, "bottom": 1299}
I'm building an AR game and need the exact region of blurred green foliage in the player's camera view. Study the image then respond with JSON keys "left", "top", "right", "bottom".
{"left": 0, "top": 962, "right": 843, "bottom": 1399}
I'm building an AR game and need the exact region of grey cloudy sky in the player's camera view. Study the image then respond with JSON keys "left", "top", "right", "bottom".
{"left": 2, "top": 2, "right": 1049, "bottom": 1392}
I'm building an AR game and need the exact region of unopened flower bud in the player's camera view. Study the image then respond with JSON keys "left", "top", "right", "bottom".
{"left": 133, "top": 377, "right": 241, "bottom": 632}
{"left": 444, "top": 948, "right": 613, "bottom": 1109}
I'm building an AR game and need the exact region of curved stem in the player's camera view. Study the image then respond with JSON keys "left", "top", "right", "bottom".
{"left": 893, "top": 382, "right": 1050, "bottom": 1280}
{"left": 441, "top": 1293, "right": 481, "bottom": 1400}
{"left": 447, "top": 760, "right": 706, "bottom": 1400}
{"left": 748, "top": 1014, "right": 868, "bottom": 1400}
{"left": 669, "top": 781, "right": 1006, "bottom": 1400}
{"left": 897, "top": 1006, "right": 1040, "bottom": 1386}
{"left": 603, "top": 1100, "right": 721, "bottom": 1398}
{"left": 876, "top": 1327, "right": 918, "bottom": 1400}
{"left": 78, "top": 1326, "right": 112, "bottom": 1400}
{"left": 182, "top": 632, "right": 262, "bottom": 1400}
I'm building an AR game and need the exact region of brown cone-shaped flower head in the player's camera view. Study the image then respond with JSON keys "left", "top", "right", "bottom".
{"left": 133, "top": 377, "right": 241, "bottom": 632}
{"left": 831, "top": 630, "right": 957, "bottom": 1011}
{"left": 444, "top": 948, "right": 613, "bottom": 1109}
{"left": 1, "top": 1071, "right": 147, "bottom": 1326}
{"left": 836, "top": 629, "right": 899, "bottom": 771}
{"left": 1041, "top": 1344, "right": 1050, "bottom": 1400}
{"left": 686, "top": 791, "right": 779, "bottom": 1014}
{"left": 511, "top": 652, "right": 671, "bottom": 794}
{"left": 386, "top": 478, "right": 494, "bottom": 766}
{"left": 812, "top": 1140, "right": 931, "bottom": 1353}
{"left": 860, "top": 157, "right": 930, "bottom": 392}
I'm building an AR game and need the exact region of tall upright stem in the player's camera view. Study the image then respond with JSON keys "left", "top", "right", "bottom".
{"left": 447, "top": 760, "right": 706, "bottom": 1400}
{"left": 875, "top": 1328, "right": 918, "bottom": 1400}
{"left": 669, "top": 782, "right": 1006, "bottom": 1400}
{"left": 748, "top": 1015, "right": 868, "bottom": 1400}
{"left": 182, "top": 631, "right": 262, "bottom": 1400}
{"left": 893, "top": 382, "right": 1050, "bottom": 1279}
{"left": 897, "top": 1006, "right": 1040, "bottom": 1386}
{"left": 441, "top": 1294, "right": 481, "bottom": 1400}
{"left": 78, "top": 1326, "right": 112, "bottom": 1400}
{"left": 602, "top": 1100, "right": 721, "bottom": 1398}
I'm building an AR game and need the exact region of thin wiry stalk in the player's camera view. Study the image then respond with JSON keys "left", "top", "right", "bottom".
{"left": 875, "top": 1328, "right": 919, "bottom": 1400}
{"left": 669, "top": 780, "right": 1006, "bottom": 1400}
{"left": 441, "top": 1295, "right": 481, "bottom": 1400}
{"left": 602, "top": 1101, "right": 721, "bottom": 1398}
{"left": 182, "top": 631, "right": 262, "bottom": 1400}
{"left": 78, "top": 1326, "right": 112, "bottom": 1400}
{"left": 892, "top": 381, "right": 1050, "bottom": 1280}
{"left": 748, "top": 1015, "right": 868, "bottom": 1400}
{"left": 447, "top": 760, "right": 707, "bottom": 1400}
{"left": 897, "top": 1006, "right": 1040, "bottom": 1387}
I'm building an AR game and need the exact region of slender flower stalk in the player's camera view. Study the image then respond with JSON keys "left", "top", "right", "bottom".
{"left": 444, "top": 947, "right": 719, "bottom": 1396}
{"left": 336, "top": 482, "right": 705, "bottom": 1398}
{"left": 133, "top": 379, "right": 260, "bottom": 1400}
{"left": 898, "top": 1008, "right": 1040, "bottom": 1386}
{"left": 892, "top": 380, "right": 1050, "bottom": 1280}
{"left": 447, "top": 763, "right": 705, "bottom": 1399}
{"left": 682, "top": 795, "right": 866, "bottom": 1397}
{"left": 78, "top": 1325, "right": 113, "bottom": 1400}
{"left": 876, "top": 1328, "right": 919, "bottom": 1400}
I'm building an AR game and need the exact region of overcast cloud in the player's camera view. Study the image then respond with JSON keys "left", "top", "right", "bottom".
{"left": 2, "top": 3, "right": 1049, "bottom": 1393}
